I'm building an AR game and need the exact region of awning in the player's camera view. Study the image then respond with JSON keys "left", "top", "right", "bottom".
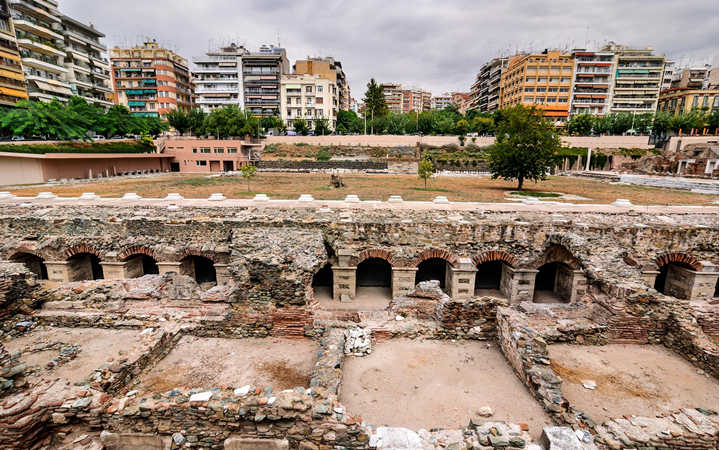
{"left": 0, "top": 86, "right": 27, "bottom": 97}
{"left": 285, "top": 84, "right": 301, "bottom": 89}
{"left": 31, "top": 80, "right": 73, "bottom": 96}
{"left": 0, "top": 68, "right": 25, "bottom": 81}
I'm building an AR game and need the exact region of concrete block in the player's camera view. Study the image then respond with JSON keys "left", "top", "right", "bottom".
{"left": 298, "top": 194, "right": 314, "bottom": 201}
{"left": 253, "top": 194, "right": 270, "bottom": 201}
{"left": 0, "top": 192, "right": 14, "bottom": 199}
{"left": 164, "top": 193, "right": 184, "bottom": 200}
{"left": 223, "top": 437, "right": 289, "bottom": 450}
{"left": 122, "top": 193, "right": 142, "bottom": 200}
{"left": 344, "top": 194, "right": 360, "bottom": 202}
{"left": 79, "top": 192, "right": 100, "bottom": 200}
{"left": 35, "top": 192, "right": 56, "bottom": 199}
{"left": 208, "top": 193, "right": 226, "bottom": 201}
{"left": 611, "top": 198, "right": 632, "bottom": 206}
{"left": 388, "top": 195, "right": 403, "bottom": 202}
{"left": 433, "top": 195, "right": 450, "bottom": 204}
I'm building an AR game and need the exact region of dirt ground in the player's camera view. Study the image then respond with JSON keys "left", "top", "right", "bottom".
{"left": 316, "top": 286, "right": 393, "bottom": 311}
{"left": 137, "top": 336, "right": 318, "bottom": 392}
{"left": 548, "top": 343, "right": 719, "bottom": 423}
{"left": 7, "top": 173, "right": 714, "bottom": 205}
{"left": 3, "top": 327, "right": 142, "bottom": 385}
{"left": 339, "top": 339, "right": 552, "bottom": 438}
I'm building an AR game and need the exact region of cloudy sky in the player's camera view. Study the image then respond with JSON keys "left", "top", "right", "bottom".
{"left": 62, "top": 0, "right": 718, "bottom": 99}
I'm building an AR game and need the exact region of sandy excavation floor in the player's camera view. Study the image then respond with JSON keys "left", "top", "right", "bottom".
{"left": 549, "top": 343, "right": 719, "bottom": 423}
{"left": 3, "top": 327, "right": 142, "bottom": 385}
{"left": 137, "top": 336, "right": 318, "bottom": 392}
{"left": 340, "top": 339, "right": 552, "bottom": 438}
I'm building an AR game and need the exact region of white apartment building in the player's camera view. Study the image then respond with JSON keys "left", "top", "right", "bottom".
{"left": 602, "top": 43, "right": 665, "bottom": 115}
{"left": 431, "top": 93, "right": 452, "bottom": 110}
{"left": 61, "top": 15, "right": 112, "bottom": 108}
{"left": 569, "top": 49, "right": 615, "bottom": 116}
{"left": 280, "top": 73, "right": 336, "bottom": 132}
{"left": 192, "top": 43, "right": 243, "bottom": 113}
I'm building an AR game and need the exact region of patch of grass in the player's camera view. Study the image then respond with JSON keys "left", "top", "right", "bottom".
{"left": 510, "top": 191, "right": 561, "bottom": 198}
{"left": 410, "top": 187, "right": 452, "bottom": 193}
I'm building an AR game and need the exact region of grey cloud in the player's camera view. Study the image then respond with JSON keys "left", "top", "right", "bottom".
{"left": 62, "top": 0, "right": 718, "bottom": 98}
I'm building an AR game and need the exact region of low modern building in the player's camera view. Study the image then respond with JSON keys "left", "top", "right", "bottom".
{"left": 602, "top": 42, "right": 666, "bottom": 115}
{"left": 499, "top": 50, "right": 574, "bottom": 123}
{"left": 159, "top": 138, "right": 262, "bottom": 173}
{"left": 569, "top": 49, "right": 615, "bottom": 116}
{"left": 280, "top": 73, "right": 336, "bottom": 132}
{"left": 110, "top": 39, "right": 193, "bottom": 118}
{"left": 0, "top": 151, "right": 172, "bottom": 184}
{"left": 61, "top": 15, "right": 112, "bottom": 108}
{"left": 294, "top": 56, "right": 348, "bottom": 111}
{"left": 468, "top": 57, "right": 508, "bottom": 112}
{"left": 0, "top": 0, "right": 28, "bottom": 106}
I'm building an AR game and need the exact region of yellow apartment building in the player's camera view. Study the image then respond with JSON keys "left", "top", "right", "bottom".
{"left": 0, "top": 0, "right": 28, "bottom": 106}
{"left": 657, "top": 88, "right": 719, "bottom": 116}
{"left": 499, "top": 50, "right": 574, "bottom": 123}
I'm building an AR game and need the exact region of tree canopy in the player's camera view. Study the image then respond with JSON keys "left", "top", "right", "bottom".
{"left": 362, "top": 78, "right": 388, "bottom": 119}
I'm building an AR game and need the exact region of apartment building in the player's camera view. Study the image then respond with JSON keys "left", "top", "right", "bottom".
{"left": 242, "top": 45, "right": 288, "bottom": 117}
{"left": 670, "top": 65, "right": 718, "bottom": 90}
{"left": 110, "top": 39, "right": 193, "bottom": 118}
{"left": 61, "top": 15, "right": 112, "bottom": 108}
{"left": 569, "top": 49, "right": 615, "bottom": 116}
{"left": 499, "top": 50, "right": 574, "bottom": 123}
{"left": 468, "top": 57, "right": 508, "bottom": 112}
{"left": 9, "top": 0, "right": 73, "bottom": 101}
{"left": 0, "top": 0, "right": 28, "bottom": 106}
{"left": 402, "top": 87, "right": 430, "bottom": 112}
{"left": 294, "top": 56, "right": 349, "bottom": 111}
{"left": 452, "top": 92, "right": 470, "bottom": 114}
{"left": 192, "top": 43, "right": 243, "bottom": 113}
{"left": 661, "top": 61, "right": 674, "bottom": 91}
{"left": 657, "top": 88, "right": 719, "bottom": 116}
{"left": 431, "top": 92, "right": 452, "bottom": 110}
{"left": 380, "top": 82, "right": 402, "bottom": 114}
{"left": 602, "top": 43, "right": 665, "bottom": 115}
{"left": 280, "top": 73, "right": 335, "bottom": 132}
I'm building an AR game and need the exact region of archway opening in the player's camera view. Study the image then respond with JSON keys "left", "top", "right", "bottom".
{"left": 533, "top": 262, "right": 572, "bottom": 303}
{"left": 67, "top": 252, "right": 103, "bottom": 281}
{"left": 123, "top": 254, "right": 159, "bottom": 278}
{"left": 415, "top": 258, "right": 448, "bottom": 290}
{"left": 10, "top": 252, "right": 47, "bottom": 280}
{"left": 180, "top": 255, "right": 217, "bottom": 285}
{"left": 355, "top": 257, "right": 392, "bottom": 306}
{"left": 475, "top": 260, "right": 504, "bottom": 296}
{"left": 654, "top": 262, "right": 696, "bottom": 299}
{"left": 714, "top": 279, "right": 719, "bottom": 299}
{"left": 312, "top": 263, "right": 333, "bottom": 301}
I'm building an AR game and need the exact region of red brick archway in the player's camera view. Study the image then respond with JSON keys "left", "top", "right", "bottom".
{"left": 353, "top": 248, "right": 396, "bottom": 266}
{"left": 654, "top": 252, "right": 701, "bottom": 271}
{"left": 472, "top": 250, "right": 518, "bottom": 268}
{"left": 119, "top": 245, "right": 156, "bottom": 261}
{"left": 414, "top": 249, "right": 458, "bottom": 267}
{"left": 537, "top": 244, "right": 581, "bottom": 270}
{"left": 65, "top": 244, "right": 102, "bottom": 259}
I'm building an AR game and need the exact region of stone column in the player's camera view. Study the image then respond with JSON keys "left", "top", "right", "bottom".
{"left": 391, "top": 267, "right": 417, "bottom": 298}
{"left": 640, "top": 266, "right": 660, "bottom": 287}
{"left": 448, "top": 257, "right": 477, "bottom": 300}
{"left": 100, "top": 262, "right": 127, "bottom": 280}
{"left": 157, "top": 262, "right": 182, "bottom": 275}
{"left": 689, "top": 262, "right": 719, "bottom": 300}
{"left": 44, "top": 261, "right": 71, "bottom": 282}
{"left": 214, "top": 263, "right": 232, "bottom": 285}
{"left": 506, "top": 267, "right": 538, "bottom": 304}
{"left": 332, "top": 267, "right": 356, "bottom": 302}
{"left": 569, "top": 269, "right": 587, "bottom": 302}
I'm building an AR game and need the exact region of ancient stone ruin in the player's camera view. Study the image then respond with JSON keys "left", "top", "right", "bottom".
{"left": 0, "top": 196, "right": 717, "bottom": 449}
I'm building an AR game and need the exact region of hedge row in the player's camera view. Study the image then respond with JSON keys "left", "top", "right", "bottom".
{"left": 0, "top": 140, "right": 155, "bottom": 155}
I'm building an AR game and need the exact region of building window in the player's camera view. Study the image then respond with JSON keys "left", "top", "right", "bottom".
{"left": 305, "top": 86, "right": 313, "bottom": 93}
{"left": 523, "top": 97, "right": 534, "bottom": 102}
{"left": 526, "top": 77, "right": 535, "bottom": 83}
{"left": 200, "top": 147, "right": 210, "bottom": 154}
{"left": 227, "top": 148, "right": 237, "bottom": 154}
{"left": 524, "top": 87, "right": 534, "bottom": 92}
{"left": 558, "top": 97, "right": 568, "bottom": 103}
{"left": 196, "top": 160, "right": 207, "bottom": 166}
{"left": 214, "top": 147, "right": 224, "bottom": 153}
{"left": 537, "top": 87, "right": 547, "bottom": 93}
{"left": 317, "top": 85, "right": 323, "bottom": 92}
{"left": 192, "top": 148, "right": 197, "bottom": 153}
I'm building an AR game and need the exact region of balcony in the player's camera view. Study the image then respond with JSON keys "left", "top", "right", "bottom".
{"left": 15, "top": 36, "right": 64, "bottom": 57}
{"left": 195, "top": 97, "right": 241, "bottom": 104}
{"left": 9, "top": 0, "right": 59, "bottom": 23}
{"left": 12, "top": 16, "right": 63, "bottom": 40}
{"left": 193, "top": 66, "right": 238, "bottom": 74}
{"left": 65, "top": 30, "right": 105, "bottom": 52}
{"left": 195, "top": 87, "right": 238, "bottom": 94}
{"left": 22, "top": 54, "right": 66, "bottom": 74}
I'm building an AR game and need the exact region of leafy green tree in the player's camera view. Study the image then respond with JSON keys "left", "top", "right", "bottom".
{"left": 316, "top": 149, "right": 331, "bottom": 161}
{"left": 336, "top": 123, "right": 347, "bottom": 135}
{"left": 436, "top": 116, "right": 455, "bottom": 135}
{"left": 417, "top": 155, "right": 434, "bottom": 188}
{"left": 487, "top": 105, "right": 562, "bottom": 190}
{"left": 293, "top": 118, "right": 309, "bottom": 136}
{"left": 145, "top": 116, "right": 169, "bottom": 137}
{"left": 417, "top": 111, "right": 434, "bottom": 134}
{"left": 455, "top": 119, "right": 469, "bottom": 136}
{"left": 337, "top": 110, "right": 358, "bottom": 132}
{"left": 260, "top": 115, "right": 283, "bottom": 133}
{"left": 652, "top": 112, "right": 671, "bottom": 135}
{"left": 610, "top": 113, "right": 633, "bottom": 135}
{"left": 188, "top": 108, "right": 206, "bottom": 136}
{"left": 96, "top": 105, "right": 142, "bottom": 138}
{"left": 567, "top": 114, "right": 594, "bottom": 135}
{"left": 1, "top": 99, "right": 86, "bottom": 140}
{"left": 471, "top": 116, "right": 494, "bottom": 135}
{"left": 167, "top": 109, "right": 190, "bottom": 135}
{"left": 362, "top": 78, "right": 388, "bottom": 124}
{"left": 240, "top": 163, "right": 257, "bottom": 192}
{"left": 633, "top": 113, "right": 654, "bottom": 135}
{"left": 314, "top": 118, "right": 331, "bottom": 135}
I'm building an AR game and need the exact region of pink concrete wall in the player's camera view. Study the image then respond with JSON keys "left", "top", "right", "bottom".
{"left": 160, "top": 139, "right": 254, "bottom": 173}
{"left": 41, "top": 157, "right": 170, "bottom": 181}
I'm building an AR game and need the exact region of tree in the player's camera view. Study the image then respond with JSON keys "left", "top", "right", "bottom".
{"left": 293, "top": 118, "right": 309, "bottom": 136}
{"left": 567, "top": 114, "right": 594, "bottom": 135}
{"left": 652, "top": 112, "right": 672, "bottom": 135}
{"left": 1, "top": 99, "right": 87, "bottom": 140}
{"left": 203, "top": 106, "right": 247, "bottom": 138}
{"left": 337, "top": 110, "right": 358, "bottom": 132}
{"left": 487, "top": 105, "right": 561, "bottom": 190}
{"left": 417, "top": 155, "right": 434, "bottom": 189}
{"left": 455, "top": 119, "right": 470, "bottom": 136}
{"left": 145, "top": 116, "right": 169, "bottom": 137}
{"left": 471, "top": 116, "right": 494, "bottom": 135}
{"left": 362, "top": 78, "right": 388, "bottom": 125}
{"left": 167, "top": 109, "right": 190, "bottom": 135}
{"left": 633, "top": 113, "right": 654, "bottom": 135}
{"left": 188, "top": 108, "right": 206, "bottom": 136}
{"left": 240, "top": 163, "right": 257, "bottom": 192}
{"left": 314, "top": 118, "right": 331, "bottom": 135}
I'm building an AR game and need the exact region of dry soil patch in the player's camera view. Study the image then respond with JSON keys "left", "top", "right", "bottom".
{"left": 137, "top": 336, "right": 318, "bottom": 392}
{"left": 339, "top": 339, "right": 552, "bottom": 439}
{"left": 548, "top": 343, "right": 719, "bottom": 423}
{"left": 3, "top": 327, "right": 142, "bottom": 385}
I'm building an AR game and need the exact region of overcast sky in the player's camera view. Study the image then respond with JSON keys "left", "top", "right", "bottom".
{"left": 62, "top": 0, "right": 718, "bottom": 100}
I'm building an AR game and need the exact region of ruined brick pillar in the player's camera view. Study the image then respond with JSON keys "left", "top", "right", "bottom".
{"left": 506, "top": 267, "right": 538, "bottom": 304}
{"left": 100, "top": 262, "right": 127, "bottom": 280}
{"left": 157, "top": 262, "right": 182, "bottom": 275}
{"left": 448, "top": 257, "right": 477, "bottom": 300}
{"left": 332, "top": 267, "right": 356, "bottom": 301}
{"left": 214, "top": 264, "right": 232, "bottom": 285}
{"left": 44, "top": 261, "right": 71, "bottom": 282}
{"left": 688, "top": 262, "right": 718, "bottom": 300}
{"left": 568, "top": 269, "right": 587, "bottom": 302}
{"left": 391, "top": 267, "right": 417, "bottom": 298}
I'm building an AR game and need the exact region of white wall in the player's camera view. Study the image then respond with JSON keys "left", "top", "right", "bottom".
{"left": 0, "top": 156, "right": 45, "bottom": 186}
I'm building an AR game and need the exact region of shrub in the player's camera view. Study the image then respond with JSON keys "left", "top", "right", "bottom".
{"left": 316, "top": 149, "right": 331, "bottom": 161}
{"left": 0, "top": 140, "right": 154, "bottom": 154}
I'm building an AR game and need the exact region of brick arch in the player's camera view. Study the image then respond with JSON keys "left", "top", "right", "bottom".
{"left": 414, "top": 248, "right": 459, "bottom": 267}
{"left": 473, "top": 250, "right": 518, "bottom": 268}
{"left": 6, "top": 245, "right": 45, "bottom": 261}
{"left": 65, "top": 244, "right": 102, "bottom": 259}
{"left": 180, "top": 249, "right": 215, "bottom": 261}
{"left": 353, "top": 248, "right": 396, "bottom": 266}
{"left": 537, "top": 244, "right": 581, "bottom": 270}
{"left": 654, "top": 252, "right": 701, "bottom": 271}
{"left": 119, "top": 245, "right": 156, "bottom": 261}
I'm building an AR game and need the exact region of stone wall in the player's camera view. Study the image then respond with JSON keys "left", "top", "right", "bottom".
{"left": 257, "top": 160, "right": 387, "bottom": 171}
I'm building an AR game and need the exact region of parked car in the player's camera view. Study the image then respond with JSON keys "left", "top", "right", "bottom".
{"left": 286, "top": 130, "right": 297, "bottom": 136}
{"left": 11, "top": 136, "right": 25, "bottom": 141}
{"left": 111, "top": 136, "right": 124, "bottom": 140}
